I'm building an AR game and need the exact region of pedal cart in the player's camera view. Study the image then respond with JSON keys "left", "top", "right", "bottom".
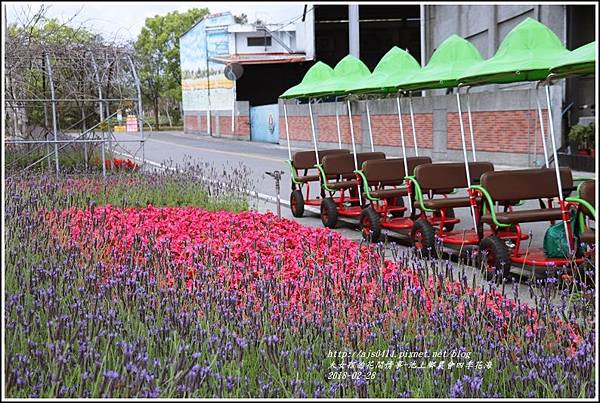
{"left": 457, "top": 20, "right": 595, "bottom": 279}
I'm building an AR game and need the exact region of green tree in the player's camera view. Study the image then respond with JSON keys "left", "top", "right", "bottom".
{"left": 135, "top": 8, "right": 209, "bottom": 130}
{"left": 234, "top": 13, "right": 248, "bottom": 24}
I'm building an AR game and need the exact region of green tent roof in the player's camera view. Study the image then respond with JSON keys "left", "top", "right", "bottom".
{"left": 302, "top": 54, "right": 371, "bottom": 97}
{"left": 345, "top": 47, "right": 421, "bottom": 94}
{"left": 280, "top": 61, "right": 334, "bottom": 99}
{"left": 396, "top": 35, "right": 485, "bottom": 91}
{"left": 459, "top": 17, "right": 570, "bottom": 85}
{"left": 549, "top": 41, "right": 596, "bottom": 77}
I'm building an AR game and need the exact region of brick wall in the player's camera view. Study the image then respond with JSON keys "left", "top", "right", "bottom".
{"left": 184, "top": 112, "right": 249, "bottom": 139}
{"left": 279, "top": 116, "right": 312, "bottom": 141}
{"left": 184, "top": 114, "right": 199, "bottom": 132}
{"left": 447, "top": 110, "right": 548, "bottom": 154}
{"left": 217, "top": 115, "right": 250, "bottom": 138}
{"left": 317, "top": 115, "right": 362, "bottom": 144}
{"left": 371, "top": 113, "right": 433, "bottom": 148}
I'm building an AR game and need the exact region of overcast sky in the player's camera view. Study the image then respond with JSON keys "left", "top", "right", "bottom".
{"left": 4, "top": 1, "right": 307, "bottom": 42}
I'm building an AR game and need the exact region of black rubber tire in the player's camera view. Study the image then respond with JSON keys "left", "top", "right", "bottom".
{"left": 434, "top": 208, "right": 456, "bottom": 231}
{"left": 360, "top": 207, "right": 382, "bottom": 242}
{"left": 387, "top": 196, "right": 405, "bottom": 217}
{"left": 290, "top": 189, "right": 305, "bottom": 218}
{"left": 321, "top": 197, "right": 338, "bottom": 228}
{"left": 479, "top": 236, "right": 511, "bottom": 281}
{"left": 411, "top": 219, "right": 438, "bottom": 258}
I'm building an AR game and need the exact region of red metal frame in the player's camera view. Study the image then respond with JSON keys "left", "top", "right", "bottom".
{"left": 297, "top": 181, "right": 342, "bottom": 207}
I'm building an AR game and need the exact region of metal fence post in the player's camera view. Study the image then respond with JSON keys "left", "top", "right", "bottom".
{"left": 128, "top": 56, "right": 145, "bottom": 168}
{"left": 44, "top": 53, "right": 60, "bottom": 176}
{"left": 90, "top": 53, "right": 106, "bottom": 178}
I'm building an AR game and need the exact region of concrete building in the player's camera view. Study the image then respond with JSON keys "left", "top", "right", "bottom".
{"left": 181, "top": 3, "right": 596, "bottom": 167}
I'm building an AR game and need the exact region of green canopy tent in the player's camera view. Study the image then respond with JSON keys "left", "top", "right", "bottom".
{"left": 317, "top": 55, "right": 375, "bottom": 150}
{"left": 303, "top": 54, "right": 372, "bottom": 98}
{"left": 346, "top": 46, "right": 421, "bottom": 94}
{"left": 458, "top": 17, "right": 571, "bottom": 85}
{"left": 549, "top": 41, "right": 596, "bottom": 78}
{"left": 279, "top": 61, "right": 334, "bottom": 162}
{"left": 280, "top": 61, "right": 334, "bottom": 100}
{"left": 398, "top": 34, "right": 485, "bottom": 91}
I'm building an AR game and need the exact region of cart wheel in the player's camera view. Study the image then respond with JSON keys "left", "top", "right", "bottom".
{"left": 411, "top": 219, "right": 437, "bottom": 258}
{"left": 387, "top": 196, "right": 405, "bottom": 217}
{"left": 290, "top": 189, "right": 305, "bottom": 217}
{"left": 479, "top": 236, "right": 511, "bottom": 281}
{"left": 433, "top": 208, "right": 455, "bottom": 231}
{"left": 360, "top": 207, "right": 381, "bottom": 242}
{"left": 321, "top": 197, "right": 338, "bottom": 229}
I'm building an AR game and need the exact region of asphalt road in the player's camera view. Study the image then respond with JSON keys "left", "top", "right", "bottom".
{"left": 109, "top": 130, "right": 595, "bottom": 305}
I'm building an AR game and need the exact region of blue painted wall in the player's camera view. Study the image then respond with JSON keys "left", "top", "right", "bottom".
{"left": 250, "top": 104, "right": 279, "bottom": 143}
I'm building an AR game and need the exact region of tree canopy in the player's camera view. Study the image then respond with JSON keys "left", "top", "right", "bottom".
{"left": 134, "top": 8, "right": 209, "bottom": 128}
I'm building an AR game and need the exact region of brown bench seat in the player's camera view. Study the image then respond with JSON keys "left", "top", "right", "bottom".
{"left": 481, "top": 208, "right": 563, "bottom": 225}
{"left": 478, "top": 167, "right": 573, "bottom": 226}
{"left": 361, "top": 157, "right": 431, "bottom": 200}
{"left": 413, "top": 162, "right": 495, "bottom": 210}
{"left": 422, "top": 196, "right": 480, "bottom": 210}
{"left": 295, "top": 174, "right": 320, "bottom": 183}
{"left": 292, "top": 149, "right": 349, "bottom": 170}
{"left": 321, "top": 152, "right": 386, "bottom": 191}
{"left": 369, "top": 188, "right": 408, "bottom": 199}
{"left": 326, "top": 179, "right": 361, "bottom": 190}
{"left": 579, "top": 180, "right": 595, "bottom": 218}
{"left": 292, "top": 149, "right": 349, "bottom": 183}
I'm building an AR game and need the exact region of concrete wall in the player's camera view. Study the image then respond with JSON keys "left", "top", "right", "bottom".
{"left": 279, "top": 87, "right": 561, "bottom": 167}
{"left": 234, "top": 31, "right": 296, "bottom": 54}
{"left": 183, "top": 101, "right": 251, "bottom": 140}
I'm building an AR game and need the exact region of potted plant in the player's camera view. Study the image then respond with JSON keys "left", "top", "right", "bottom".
{"left": 568, "top": 122, "right": 595, "bottom": 156}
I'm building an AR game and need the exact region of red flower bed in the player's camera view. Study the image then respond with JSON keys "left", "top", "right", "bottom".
{"left": 46, "top": 206, "right": 584, "bottom": 353}
{"left": 104, "top": 159, "right": 139, "bottom": 171}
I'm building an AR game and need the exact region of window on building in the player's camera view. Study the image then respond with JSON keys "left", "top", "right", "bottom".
{"left": 247, "top": 36, "right": 272, "bottom": 47}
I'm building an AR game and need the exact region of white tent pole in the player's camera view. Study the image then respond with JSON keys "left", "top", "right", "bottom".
{"left": 408, "top": 93, "right": 419, "bottom": 156}
{"left": 335, "top": 97, "right": 342, "bottom": 149}
{"left": 347, "top": 99, "right": 362, "bottom": 205}
{"left": 544, "top": 83, "right": 571, "bottom": 254}
{"left": 535, "top": 84, "right": 550, "bottom": 168}
{"left": 396, "top": 95, "right": 411, "bottom": 215}
{"left": 308, "top": 98, "right": 319, "bottom": 165}
{"left": 366, "top": 99, "right": 375, "bottom": 152}
{"left": 283, "top": 102, "right": 292, "bottom": 160}
{"left": 456, "top": 89, "right": 478, "bottom": 231}
{"left": 465, "top": 88, "right": 477, "bottom": 162}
